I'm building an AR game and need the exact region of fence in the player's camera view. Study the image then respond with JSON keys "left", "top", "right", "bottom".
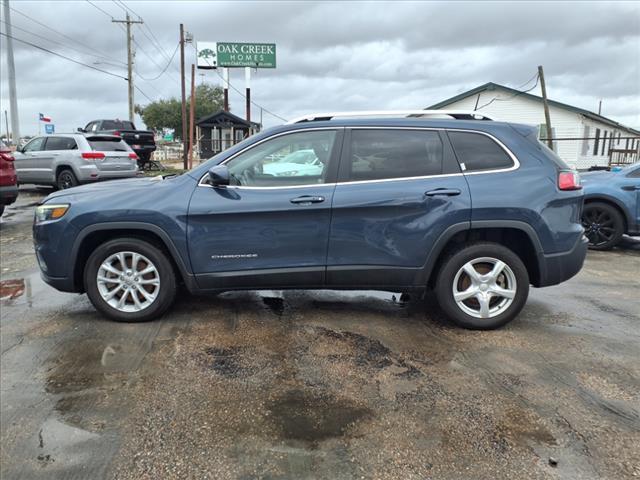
{"left": 549, "top": 135, "right": 639, "bottom": 170}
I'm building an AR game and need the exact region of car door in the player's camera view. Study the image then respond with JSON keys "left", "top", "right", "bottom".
{"left": 43, "top": 136, "right": 77, "bottom": 183}
{"left": 14, "top": 137, "right": 49, "bottom": 184}
{"left": 622, "top": 164, "right": 640, "bottom": 230}
{"left": 187, "top": 128, "right": 343, "bottom": 289}
{"left": 326, "top": 127, "right": 472, "bottom": 287}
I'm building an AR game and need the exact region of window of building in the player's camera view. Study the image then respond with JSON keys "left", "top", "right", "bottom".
{"left": 224, "top": 130, "right": 336, "bottom": 187}
{"left": 593, "top": 129, "right": 600, "bottom": 156}
{"left": 580, "top": 126, "right": 590, "bottom": 156}
{"left": 347, "top": 129, "right": 443, "bottom": 181}
{"left": 448, "top": 131, "right": 514, "bottom": 172}
{"left": 44, "top": 136, "right": 77, "bottom": 150}
{"left": 601, "top": 131, "right": 608, "bottom": 156}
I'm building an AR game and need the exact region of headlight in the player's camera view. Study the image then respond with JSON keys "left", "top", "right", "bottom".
{"left": 35, "top": 204, "right": 70, "bottom": 223}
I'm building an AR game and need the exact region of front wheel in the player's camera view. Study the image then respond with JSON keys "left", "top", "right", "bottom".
{"left": 435, "top": 243, "right": 530, "bottom": 330}
{"left": 84, "top": 238, "right": 177, "bottom": 322}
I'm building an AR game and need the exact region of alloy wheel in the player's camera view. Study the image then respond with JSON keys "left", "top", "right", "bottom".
{"left": 582, "top": 207, "right": 616, "bottom": 246}
{"left": 96, "top": 251, "right": 160, "bottom": 313}
{"left": 452, "top": 257, "right": 517, "bottom": 319}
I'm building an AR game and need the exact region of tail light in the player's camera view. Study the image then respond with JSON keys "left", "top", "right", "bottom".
{"left": 0, "top": 151, "right": 15, "bottom": 162}
{"left": 113, "top": 131, "right": 121, "bottom": 137}
{"left": 82, "top": 152, "right": 105, "bottom": 161}
{"left": 558, "top": 170, "right": 581, "bottom": 191}
{"left": 129, "top": 153, "right": 138, "bottom": 159}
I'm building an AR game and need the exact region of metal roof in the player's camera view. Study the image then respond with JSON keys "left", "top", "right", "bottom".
{"left": 427, "top": 82, "right": 640, "bottom": 135}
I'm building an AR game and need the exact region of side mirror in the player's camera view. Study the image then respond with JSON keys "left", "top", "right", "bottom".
{"left": 77, "top": 127, "right": 85, "bottom": 133}
{"left": 208, "top": 164, "right": 230, "bottom": 187}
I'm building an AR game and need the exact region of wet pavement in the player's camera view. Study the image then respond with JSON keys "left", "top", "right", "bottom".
{"left": 1, "top": 187, "right": 639, "bottom": 480}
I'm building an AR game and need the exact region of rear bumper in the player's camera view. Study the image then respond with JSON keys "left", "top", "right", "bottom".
{"left": 0, "top": 184, "right": 18, "bottom": 205}
{"left": 536, "top": 235, "right": 589, "bottom": 287}
{"left": 40, "top": 271, "right": 77, "bottom": 293}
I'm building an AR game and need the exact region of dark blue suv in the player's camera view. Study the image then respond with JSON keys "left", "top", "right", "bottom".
{"left": 33, "top": 112, "right": 588, "bottom": 329}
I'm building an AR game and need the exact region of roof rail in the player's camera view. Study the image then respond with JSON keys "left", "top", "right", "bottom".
{"left": 286, "top": 110, "right": 495, "bottom": 124}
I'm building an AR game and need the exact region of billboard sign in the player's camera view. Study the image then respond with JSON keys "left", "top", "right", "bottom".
{"left": 197, "top": 42, "right": 276, "bottom": 69}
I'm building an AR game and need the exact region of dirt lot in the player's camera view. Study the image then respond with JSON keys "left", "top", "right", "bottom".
{"left": 1, "top": 187, "right": 639, "bottom": 480}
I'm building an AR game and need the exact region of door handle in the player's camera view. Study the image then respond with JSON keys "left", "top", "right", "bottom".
{"left": 290, "top": 195, "right": 325, "bottom": 204}
{"left": 621, "top": 185, "right": 639, "bottom": 191}
{"left": 425, "top": 188, "right": 462, "bottom": 197}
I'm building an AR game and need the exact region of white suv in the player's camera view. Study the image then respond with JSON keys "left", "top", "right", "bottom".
{"left": 14, "top": 134, "right": 139, "bottom": 189}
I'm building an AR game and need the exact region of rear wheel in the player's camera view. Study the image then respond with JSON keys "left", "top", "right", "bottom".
{"left": 581, "top": 202, "right": 624, "bottom": 250}
{"left": 56, "top": 169, "right": 78, "bottom": 190}
{"left": 84, "top": 238, "right": 176, "bottom": 322}
{"left": 435, "top": 243, "right": 529, "bottom": 330}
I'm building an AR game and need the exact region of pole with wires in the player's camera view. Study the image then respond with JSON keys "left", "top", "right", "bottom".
{"left": 179, "top": 24, "right": 188, "bottom": 168}
{"left": 2, "top": 0, "right": 20, "bottom": 144}
{"left": 223, "top": 68, "right": 229, "bottom": 112}
{"left": 538, "top": 65, "right": 553, "bottom": 150}
{"left": 189, "top": 63, "right": 196, "bottom": 169}
{"left": 112, "top": 12, "right": 143, "bottom": 122}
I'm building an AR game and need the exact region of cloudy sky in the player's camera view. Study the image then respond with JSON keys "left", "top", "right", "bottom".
{"left": 1, "top": 0, "right": 639, "bottom": 136}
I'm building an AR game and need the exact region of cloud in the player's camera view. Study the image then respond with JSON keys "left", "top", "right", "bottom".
{"left": 1, "top": 0, "right": 638, "bottom": 134}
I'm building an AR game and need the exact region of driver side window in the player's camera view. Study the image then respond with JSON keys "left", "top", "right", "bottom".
{"left": 24, "top": 137, "right": 46, "bottom": 152}
{"left": 225, "top": 130, "right": 336, "bottom": 187}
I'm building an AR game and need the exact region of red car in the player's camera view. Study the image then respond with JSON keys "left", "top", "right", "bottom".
{"left": 0, "top": 141, "right": 18, "bottom": 216}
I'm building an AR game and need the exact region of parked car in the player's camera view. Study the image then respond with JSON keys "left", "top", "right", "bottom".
{"left": 80, "top": 119, "right": 156, "bottom": 168}
{"left": 14, "top": 134, "right": 139, "bottom": 189}
{"left": 0, "top": 141, "right": 18, "bottom": 217}
{"left": 33, "top": 111, "right": 587, "bottom": 329}
{"left": 263, "top": 149, "right": 325, "bottom": 177}
{"left": 580, "top": 162, "right": 640, "bottom": 250}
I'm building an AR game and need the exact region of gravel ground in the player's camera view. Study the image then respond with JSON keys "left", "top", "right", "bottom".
{"left": 1, "top": 187, "right": 639, "bottom": 480}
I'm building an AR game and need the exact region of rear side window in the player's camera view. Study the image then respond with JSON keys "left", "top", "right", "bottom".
{"left": 88, "top": 138, "right": 130, "bottom": 151}
{"left": 448, "top": 131, "right": 514, "bottom": 172}
{"left": 347, "top": 129, "right": 443, "bottom": 181}
{"left": 44, "top": 137, "right": 77, "bottom": 150}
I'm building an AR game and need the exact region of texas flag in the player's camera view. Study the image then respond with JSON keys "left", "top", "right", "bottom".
{"left": 39, "top": 113, "right": 51, "bottom": 123}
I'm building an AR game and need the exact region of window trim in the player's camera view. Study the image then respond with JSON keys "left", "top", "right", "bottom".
{"left": 197, "top": 126, "right": 520, "bottom": 189}
{"left": 198, "top": 127, "right": 343, "bottom": 190}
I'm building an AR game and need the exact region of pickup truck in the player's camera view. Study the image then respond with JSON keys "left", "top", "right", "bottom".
{"left": 80, "top": 119, "right": 156, "bottom": 168}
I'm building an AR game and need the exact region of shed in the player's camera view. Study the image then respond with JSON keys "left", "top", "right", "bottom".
{"left": 196, "top": 110, "right": 261, "bottom": 159}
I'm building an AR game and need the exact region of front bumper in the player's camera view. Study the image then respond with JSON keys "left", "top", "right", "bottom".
{"left": 0, "top": 184, "right": 18, "bottom": 205}
{"left": 536, "top": 235, "right": 589, "bottom": 287}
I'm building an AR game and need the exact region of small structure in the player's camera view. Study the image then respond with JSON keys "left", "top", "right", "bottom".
{"left": 196, "top": 110, "right": 261, "bottom": 159}
{"left": 428, "top": 82, "right": 640, "bottom": 169}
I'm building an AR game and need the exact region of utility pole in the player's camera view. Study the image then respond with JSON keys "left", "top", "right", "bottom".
{"left": 188, "top": 64, "right": 196, "bottom": 169}
{"left": 538, "top": 65, "right": 553, "bottom": 150}
{"left": 598, "top": 100, "right": 602, "bottom": 115}
{"left": 112, "top": 12, "right": 143, "bottom": 122}
{"left": 223, "top": 68, "right": 229, "bottom": 111}
{"left": 245, "top": 67, "right": 251, "bottom": 123}
{"left": 4, "top": 110, "right": 9, "bottom": 143}
{"left": 3, "top": 0, "right": 20, "bottom": 144}
{"left": 180, "top": 24, "right": 188, "bottom": 168}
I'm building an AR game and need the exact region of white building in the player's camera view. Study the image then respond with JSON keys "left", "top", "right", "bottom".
{"left": 428, "top": 82, "right": 640, "bottom": 170}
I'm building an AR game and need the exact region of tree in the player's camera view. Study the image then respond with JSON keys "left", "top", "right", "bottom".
{"left": 136, "top": 83, "right": 223, "bottom": 140}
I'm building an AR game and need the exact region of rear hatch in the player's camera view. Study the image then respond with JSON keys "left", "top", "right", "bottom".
{"left": 86, "top": 136, "right": 137, "bottom": 171}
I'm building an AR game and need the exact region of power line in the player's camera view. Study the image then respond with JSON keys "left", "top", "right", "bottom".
{"left": 0, "top": 31, "right": 127, "bottom": 80}
{"left": 475, "top": 74, "right": 540, "bottom": 111}
{"left": 0, "top": 19, "right": 126, "bottom": 67}
{"left": 8, "top": 5, "right": 124, "bottom": 67}
{"left": 85, "top": 0, "right": 114, "bottom": 19}
{"left": 135, "top": 42, "right": 180, "bottom": 81}
{"left": 134, "top": 84, "right": 154, "bottom": 103}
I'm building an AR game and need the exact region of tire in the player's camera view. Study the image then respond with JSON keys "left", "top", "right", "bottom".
{"left": 84, "top": 238, "right": 177, "bottom": 322}
{"left": 56, "top": 169, "right": 78, "bottom": 190}
{"left": 435, "top": 242, "right": 530, "bottom": 330}
{"left": 137, "top": 152, "right": 151, "bottom": 170}
{"left": 581, "top": 202, "right": 624, "bottom": 251}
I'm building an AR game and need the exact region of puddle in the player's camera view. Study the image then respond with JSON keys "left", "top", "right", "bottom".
{"left": 267, "top": 389, "right": 372, "bottom": 444}
{"left": 262, "top": 296, "right": 285, "bottom": 316}
{"left": 201, "top": 346, "right": 257, "bottom": 378}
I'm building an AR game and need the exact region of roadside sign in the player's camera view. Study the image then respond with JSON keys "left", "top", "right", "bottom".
{"left": 45, "top": 124, "right": 55, "bottom": 134}
{"left": 197, "top": 42, "right": 276, "bottom": 69}
{"left": 163, "top": 133, "right": 174, "bottom": 142}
